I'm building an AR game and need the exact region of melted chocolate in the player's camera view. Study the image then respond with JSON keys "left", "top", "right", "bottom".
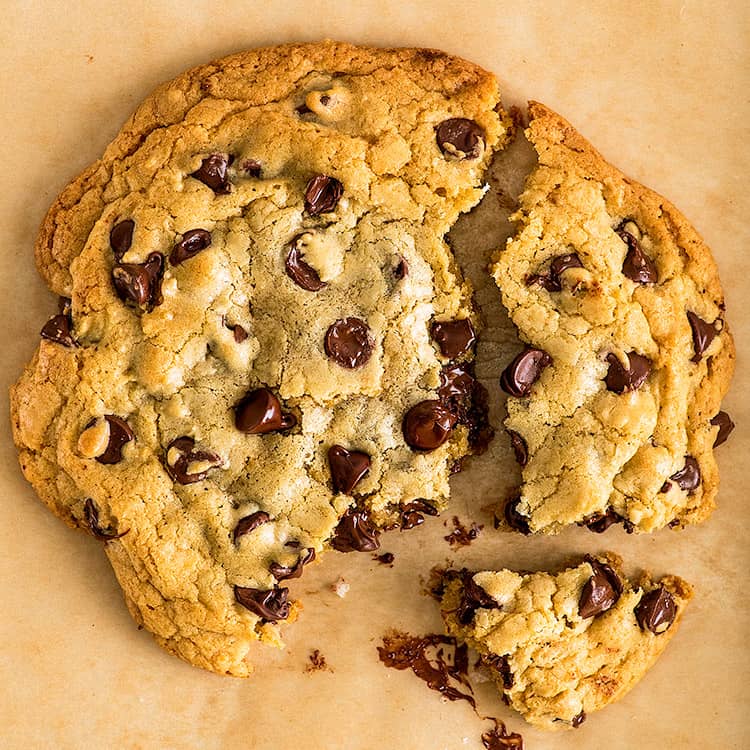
{"left": 444, "top": 516, "right": 483, "bottom": 549}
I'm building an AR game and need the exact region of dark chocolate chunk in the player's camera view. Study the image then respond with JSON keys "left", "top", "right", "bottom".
{"left": 481, "top": 720, "right": 524, "bottom": 750}
{"left": 711, "top": 411, "right": 735, "bottom": 447}
{"left": 270, "top": 547, "right": 315, "bottom": 581}
{"left": 571, "top": 711, "right": 587, "bottom": 728}
{"left": 241, "top": 159, "right": 262, "bottom": 177}
{"left": 83, "top": 498, "right": 127, "bottom": 542}
{"left": 112, "top": 252, "right": 164, "bottom": 309}
{"left": 687, "top": 311, "right": 721, "bottom": 362}
{"left": 617, "top": 225, "right": 658, "bottom": 284}
{"left": 328, "top": 445, "right": 371, "bottom": 494}
{"left": 504, "top": 496, "right": 531, "bottom": 535}
{"left": 234, "top": 585, "right": 290, "bottom": 622}
{"left": 400, "top": 498, "right": 438, "bottom": 530}
{"left": 456, "top": 569, "right": 500, "bottom": 624}
{"left": 40, "top": 313, "right": 75, "bottom": 347}
{"left": 109, "top": 219, "right": 135, "bottom": 261}
{"left": 402, "top": 399, "right": 457, "bottom": 451}
{"left": 330, "top": 507, "right": 380, "bottom": 552}
{"left": 669, "top": 456, "right": 700, "bottom": 493}
{"left": 233, "top": 511, "right": 271, "bottom": 542}
{"left": 604, "top": 352, "right": 651, "bottom": 393}
{"left": 438, "top": 363, "right": 494, "bottom": 453}
{"left": 635, "top": 587, "right": 677, "bottom": 634}
{"left": 375, "top": 552, "right": 395, "bottom": 565}
{"left": 165, "top": 436, "right": 222, "bottom": 484}
{"left": 508, "top": 431, "right": 528, "bottom": 467}
{"left": 435, "top": 118, "right": 485, "bottom": 159}
{"left": 578, "top": 556, "right": 623, "bottom": 619}
{"left": 581, "top": 508, "right": 633, "bottom": 534}
{"left": 483, "top": 653, "right": 514, "bottom": 689}
{"left": 444, "top": 516, "right": 482, "bottom": 549}
{"left": 324, "top": 317, "right": 374, "bottom": 368}
{"left": 393, "top": 256, "right": 408, "bottom": 280}
{"left": 431, "top": 319, "right": 477, "bottom": 359}
{"left": 231, "top": 324, "right": 248, "bottom": 343}
{"left": 304, "top": 175, "right": 343, "bottom": 215}
{"left": 234, "top": 388, "right": 296, "bottom": 434}
{"left": 170, "top": 229, "right": 212, "bottom": 265}
{"left": 528, "top": 253, "right": 584, "bottom": 292}
{"left": 285, "top": 235, "right": 326, "bottom": 291}
{"left": 96, "top": 415, "right": 135, "bottom": 465}
{"left": 190, "top": 153, "right": 232, "bottom": 194}
{"left": 500, "top": 348, "right": 552, "bottom": 397}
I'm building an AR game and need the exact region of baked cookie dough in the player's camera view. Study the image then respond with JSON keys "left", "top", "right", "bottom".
{"left": 440, "top": 553, "right": 692, "bottom": 730}
{"left": 10, "top": 41, "right": 510, "bottom": 675}
{"left": 493, "top": 102, "right": 735, "bottom": 534}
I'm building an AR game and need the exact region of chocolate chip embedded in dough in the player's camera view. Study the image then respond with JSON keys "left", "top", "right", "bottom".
{"left": 234, "top": 388, "right": 297, "bottom": 434}
{"left": 170, "top": 229, "right": 212, "bottom": 265}
{"left": 83, "top": 498, "right": 127, "bottom": 542}
{"left": 270, "top": 547, "right": 316, "bottom": 581}
{"left": 711, "top": 411, "right": 735, "bottom": 447}
{"left": 96, "top": 415, "right": 135, "bottom": 465}
{"left": 435, "top": 118, "right": 485, "bottom": 160}
{"left": 402, "top": 400, "right": 457, "bottom": 451}
{"left": 40, "top": 313, "right": 75, "bottom": 347}
{"left": 483, "top": 653, "right": 514, "bottom": 689}
{"left": 231, "top": 324, "right": 248, "bottom": 343}
{"left": 109, "top": 219, "right": 135, "bottom": 261}
{"left": 241, "top": 159, "right": 262, "bottom": 177}
{"left": 112, "top": 252, "right": 164, "bottom": 309}
{"left": 504, "top": 496, "right": 531, "bottom": 535}
{"left": 190, "top": 153, "right": 232, "bottom": 194}
{"left": 400, "top": 498, "right": 438, "bottom": 530}
{"left": 324, "top": 317, "right": 374, "bottom": 368}
{"left": 234, "top": 585, "right": 290, "bottom": 621}
{"left": 330, "top": 508, "right": 380, "bottom": 552}
{"left": 500, "top": 348, "right": 552, "bottom": 397}
{"left": 528, "top": 253, "right": 584, "bottom": 292}
{"left": 304, "top": 174, "right": 343, "bottom": 215}
{"left": 328, "top": 445, "right": 371, "bottom": 494}
{"left": 634, "top": 587, "right": 677, "bottom": 634}
{"left": 456, "top": 570, "right": 500, "bottom": 624}
{"left": 687, "top": 311, "right": 721, "bottom": 362}
{"left": 393, "top": 256, "right": 408, "bottom": 280}
{"left": 578, "top": 557, "right": 623, "bottom": 619}
{"left": 507, "top": 431, "right": 528, "bottom": 467}
{"left": 430, "top": 319, "right": 477, "bottom": 359}
{"left": 233, "top": 511, "right": 271, "bottom": 542}
{"left": 580, "top": 508, "right": 633, "bottom": 534}
{"left": 604, "top": 352, "right": 651, "bottom": 393}
{"left": 165, "top": 436, "right": 223, "bottom": 485}
{"left": 571, "top": 711, "right": 587, "bottom": 728}
{"left": 617, "top": 223, "right": 658, "bottom": 284}
{"left": 669, "top": 456, "right": 701, "bottom": 493}
{"left": 285, "top": 234, "right": 327, "bottom": 292}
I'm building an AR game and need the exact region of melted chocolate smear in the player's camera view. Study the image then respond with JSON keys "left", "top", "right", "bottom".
{"left": 112, "top": 252, "right": 164, "bottom": 309}
{"left": 618, "top": 226, "right": 658, "bottom": 284}
{"left": 304, "top": 175, "right": 343, "bottom": 215}
{"left": 83, "top": 498, "right": 127, "bottom": 542}
{"left": 402, "top": 399, "right": 457, "bottom": 451}
{"left": 270, "top": 547, "right": 315, "bottom": 581}
{"left": 438, "top": 363, "right": 494, "bottom": 453}
{"left": 507, "top": 431, "right": 528, "bottom": 467}
{"left": 481, "top": 719, "right": 524, "bottom": 750}
{"left": 374, "top": 552, "right": 395, "bottom": 566}
{"left": 324, "top": 317, "right": 374, "bottom": 369}
{"left": 233, "top": 511, "right": 271, "bottom": 542}
{"left": 377, "top": 631, "right": 475, "bottom": 706}
{"left": 444, "top": 516, "right": 483, "bottom": 549}
{"left": 503, "top": 497, "right": 531, "bottom": 535}
{"left": 234, "top": 585, "right": 290, "bottom": 622}
{"left": 430, "top": 319, "right": 477, "bottom": 359}
{"left": 306, "top": 649, "right": 330, "bottom": 672}
{"left": 483, "top": 653, "right": 514, "bottom": 689}
{"left": 328, "top": 445, "right": 371, "bottom": 494}
{"left": 454, "top": 569, "right": 500, "bottom": 624}
{"left": 330, "top": 508, "right": 380, "bottom": 552}
{"left": 527, "top": 253, "right": 583, "bottom": 292}
{"left": 285, "top": 235, "right": 327, "bottom": 291}
{"left": 711, "top": 411, "right": 735, "bottom": 447}
{"left": 400, "top": 498, "right": 438, "bottom": 530}
{"left": 580, "top": 508, "right": 634, "bottom": 534}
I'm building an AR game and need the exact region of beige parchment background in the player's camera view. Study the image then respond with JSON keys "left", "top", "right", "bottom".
{"left": 1, "top": 2, "right": 747, "bottom": 748}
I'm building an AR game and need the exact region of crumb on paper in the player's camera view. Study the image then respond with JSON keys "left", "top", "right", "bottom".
{"left": 333, "top": 577, "right": 349, "bottom": 598}
{"left": 86, "top": 54, "right": 94, "bottom": 63}
{"left": 306, "top": 648, "right": 332, "bottom": 673}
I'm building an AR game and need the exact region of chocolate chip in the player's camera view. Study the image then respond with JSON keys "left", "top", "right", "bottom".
{"left": 504, "top": 496, "right": 531, "bottom": 535}
{"left": 328, "top": 445, "right": 371, "bottom": 494}
{"left": 400, "top": 498, "right": 438, "bottom": 530}
{"left": 711, "top": 411, "right": 735, "bottom": 447}
{"left": 578, "top": 556, "right": 623, "bottom": 619}
{"left": 233, "top": 511, "right": 271, "bottom": 542}
{"left": 528, "top": 253, "right": 583, "bottom": 292}
{"left": 170, "top": 229, "right": 212, "bottom": 265}
{"left": 234, "top": 388, "right": 296, "bottom": 434}
{"left": 112, "top": 252, "right": 164, "bottom": 309}
{"left": 96, "top": 415, "right": 135, "bottom": 465}
{"left": 165, "top": 436, "right": 222, "bottom": 484}
{"left": 572, "top": 711, "right": 587, "bottom": 728}
{"left": 604, "top": 352, "right": 651, "bottom": 393}
{"left": 431, "top": 319, "right": 477, "bottom": 359}
{"left": 270, "top": 547, "right": 316, "bottom": 581}
{"left": 190, "top": 153, "right": 232, "bottom": 193}
{"left": 324, "top": 317, "right": 374, "bottom": 368}
{"left": 438, "top": 363, "right": 494, "bottom": 452}
{"left": 635, "top": 587, "right": 677, "bottom": 634}
{"left": 241, "top": 159, "right": 262, "bottom": 177}
{"left": 393, "top": 256, "right": 408, "bottom": 280}
{"left": 669, "top": 456, "right": 700, "bottom": 493}
{"left": 109, "top": 219, "right": 135, "bottom": 261}
{"left": 617, "top": 225, "right": 657, "bottom": 284}
{"left": 375, "top": 552, "right": 395, "bottom": 565}
{"left": 500, "top": 348, "right": 552, "bottom": 397}
{"left": 304, "top": 175, "right": 343, "bottom": 215}
{"left": 402, "top": 400, "right": 457, "bottom": 451}
{"left": 234, "top": 585, "right": 290, "bottom": 621}
{"left": 83, "top": 498, "right": 126, "bottom": 541}
{"left": 330, "top": 507, "right": 380, "bottom": 552}
{"left": 687, "top": 311, "right": 721, "bottom": 362}
{"left": 456, "top": 569, "right": 499, "bottom": 624}
{"left": 285, "top": 234, "right": 326, "bottom": 291}
{"left": 508, "top": 431, "right": 528, "bottom": 467}
{"left": 40, "top": 313, "right": 75, "bottom": 347}
{"left": 231, "top": 324, "right": 248, "bottom": 343}
{"left": 435, "top": 118, "right": 485, "bottom": 159}
{"left": 483, "top": 654, "right": 514, "bottom": 689}
{"left": 295, "top": 103, "right": 312, "bottom": 116}
{"left": 580, "top": 508, "right": 633, "bottom": 534}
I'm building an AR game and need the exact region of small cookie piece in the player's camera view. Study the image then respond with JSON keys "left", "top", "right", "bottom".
{"left": 440, "top": 554, "right": 693, "bottom": 730}
{"left": 10, "top": 41, "right": 510, "bottom": 676}
{"left": 492, "top": 102, "right": 735, "bottom": 533}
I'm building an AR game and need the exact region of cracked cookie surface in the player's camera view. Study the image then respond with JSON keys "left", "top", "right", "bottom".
{"left": 493, "top": 102, "right": 735, "bottom": 534}
{"left": 440, "top": 553, "right": 693, "bottom": 730}
{"left": 10, "top": 41, "right": 510, "bottom": 675}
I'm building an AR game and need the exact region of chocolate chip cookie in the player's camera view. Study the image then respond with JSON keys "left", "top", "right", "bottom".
{"left": 10, "top": 41, "right": 511, "bottom": 675}
{"left": 439, "top": 554, "right": 693, "bottom": 730}
{"left": 493, "top": 102, "right": 735, "bottom": 534}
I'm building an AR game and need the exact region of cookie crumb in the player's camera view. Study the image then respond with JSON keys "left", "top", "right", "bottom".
{"left": 306, "top": 649, "right": 331, "bottom": 672}
{"left": 444, "top": 516, "right": 483, "bottom": 548}
{"left": 333, "top": 578, "right": 350, "bottom": 598}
